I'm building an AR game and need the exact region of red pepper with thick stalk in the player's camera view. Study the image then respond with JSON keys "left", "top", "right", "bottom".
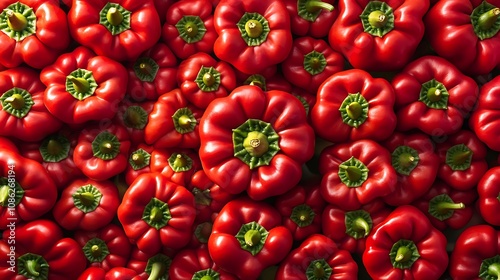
{"left": 114, "top": 100, "right": 155, "bottom": 146}
{"left": 125, "top": 144, "right": 155, "bottom": 186}
{"left": 284, "top": 0, "right": 337, "bottom": 38}
{"left": 477, "top": 166, "right": 500, "bottom": 226}
{"left": 127, "top": 246, "right": 174, "bottom": 280}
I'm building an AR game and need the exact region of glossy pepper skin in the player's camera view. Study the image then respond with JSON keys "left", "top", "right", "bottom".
{"left": 41, "top": 46, "right": 128, "bottom": 124}
{"left": 208, "top": 197, "right": 293, "bottom": 280}
{"left": 450, "top": 225, "right": 500, "bottom": 280}
{"left": 213, "top": 0, "right": 293, "bottom": 74}
{"left": 425, "top": 0, "right": 500, "bottom": 75}
{"left": 318, "top": 139, "right": 397, "bottom": 210}
{"left": 0, "top": 67, "right": 62, "bottom": 142}
{"left": 124, "top": 144, "right": 155, "bottom": 186}
{"left": 77, "top": 267, "right": 139, "bottom": 280}
{"left": 68, "top": 0, "right": 161, "bottom": 62}
{"left": 275, "top": 234, "right": 358, "bottom": 280}
{"left": 114, "top": 100, "right": 155, "bottom": 146}
{"left": 311, "top": 69, "right": 397, "bottom": 143}
{"left": 127, "top": 246, "right": 174, "bottom": 280}
{"left": 0, "top": 0, "right": 70, "bottom": 69}
{"left": 392, "top": 55, "right": 479, "bottom": 137}
{"left": 477, "top": 166, "right": 500, "bottom": 226}
{"left": 328, "top": 0, "right": 429, "bottom": 71}
{"left": 199, "top": 85, "right": 315, "bottom": 201}
{"left": 149, "top": 147, "right": 202, "bottom": 186}
{"left": 363, "top": 205, "right": 449, "bottom": 280}
{"left": 284, "top": 0, "right": 337, "bottom": 38}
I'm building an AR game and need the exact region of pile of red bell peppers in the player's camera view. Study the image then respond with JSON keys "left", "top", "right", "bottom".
{"left": 2, "top": 0, "right": 500, "bottom": 279}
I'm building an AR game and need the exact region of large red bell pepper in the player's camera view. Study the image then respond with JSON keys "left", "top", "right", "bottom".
{"left": 284, "top": 0, "right": 337, "bottom": 38}
{"left": 477, "top": 166, "right": 500, "bottom": 226}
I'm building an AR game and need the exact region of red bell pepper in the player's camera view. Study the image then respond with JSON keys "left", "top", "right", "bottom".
{"left": 328, "top": 0, "right": 429, "bottom": 71}
{"left": 114, "top": 100, "right": 155, "bottom": 145}
{"left": 0, "top": 137, "right": 18, "bottom": 154}
{"left": 73, "top": 123, "right": 131, "bottom": 181}
{"left": 0, "top": 0, "right": 70, "bottom": 69}
{"left": 477, "top": 166, "right": 500, "bottom": 226}
{"left": 284, "top": 0, "right": 337, "bottom": 38}
{"left": 425, "top": 0, "right": 500, "bottom": 75}
{"left": 318, "top": 139, "right": 397, "bottom": 210}
{"left": 127, "top": 246, "right": 174, "bottom": 280}
{"left": 363, "top": 205, "right": 449, "bottom": 279}
{"left": 52, "top": 178, "right": 120, "bottom": 231}
{"left": 449, "top": 224, "right": 500, "bottom": 280}
{"left": 208, "top": 197, "right": 293, "bottom": 280}
{"left": 0, "top": 67, "right": 62, "bottom": 142}
{"left": 177, "top": 52, "right": 237, "bottom": 109}
{"left": 77, "top": 267, "right": 139, "bottom": 280}
{"left": 41, "top": 46, "right": 128, "bottom": 124}
{"left": 393, "top": 55, "right": 479, "bottom": 137}
{"left": 124, "top": 144, "right": 155, "bottom": 186}
{"left": 188, "top": 219, "right": 214, "bottom": 249}
{"left": 435, "top": 129, "right": 489, "bottom": 190}
{"left": 149, "top": 148, "right": 203, "bottom": 186}
{"left": 275, "top": 234, "right": 358, "bottom": 280}
{"left": 237, "top": 71, "right": 293, "bottom": 93}
{"left": 213, "top": 0, "right": 293, "bottom": 74}
{"left": 322, "top": 199, "right": 392, "bottom": 255}
{"left": 281, "top": 36, "right": 344, "bottom": 93}
{"left": 0, "top": 219, "right": 87, "bottom": 280}
{"left": 68, "top": 0, "right": 161, "bottom": 62}
{"left": 290, "top": 87, "right": 317, "bottom": 123}
{"left": 118, "top": 172, "right": 196, "bottom": 255}
{"left": 311, "top": 69, "right": 397, "bottom": 143}
{"left": 145, "top": 89, "right": 204, "bottom": 149}
{"left": 162, "top": 0, "right": 217, "bottom": 59}
{"left": 199, "top": 85, "right": 315, "bottom": 200}
{"left": 382, "top": 132, "right": 439, "bottom": 206}
{"left": 154, "top": 0, "right": 175, "bottom": 24}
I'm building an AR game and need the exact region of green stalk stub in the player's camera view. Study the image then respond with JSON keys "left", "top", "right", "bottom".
{"left": 134, "top": 57, "right": 160, "bottom": 82}
{"left": 0, "top": 177, "right": 24, "bottom": 207}
{"left": 0, "top": 87, "right": 34, "bottom": 118}
{"left": 446, "top": 144, "right": 473, "bottom": 171}
{"left": 419, "top": 79, "right": 449, "bottom": 109}
{"left": 471, "top": 1, "right": 500, "bottom": 40}
{"left": 72, "top": 184, "right": 103, "bottom": 213}
{"left": 338, "top": 156, "right": 369, "bottom": 187}
{"left": 176, "top": 15, "right": 207, "bottom": 44}
{"left": 192, "top": 268, "right": 220, "bottom": 280}
{"left": 235, "top": 221, "right": 269, "bottom": 256}
{"left": 290, "top": 204, "right": 316, "bottom": 227}
{"left": 18, "top": 253, "right": 49, "bottom": 280}
{"left": 192, "top": 187, "right": 212, "bottom": 206}
{"left": 99, "top": 2, "right": 131, "bottom": 35}
{"left": 128, "top": 148, "right": 151, "bottom": 170}
{"left": 243, "top": 74, "right": 267, "bottom": 91}
{"left": 194, "top": 221, "right": 213, "bottom": 243}
{"left": 428, "top": 194, "right": 465, "bottom": 221}
{"left": 298, "top": 0, "right": 334, "bottom": 22}
{"left": 304, "top": 51, "right": 327, "bottom": 75}
{"left": 479, "top": 255, "right": 500, "bottom": 279}
{"left": 168, "top": 153, "right": 193, "bottom": 172}
{"left": 233, "top": 119, "right": 280, "bottom": 169}
{"left": 172, "top": 107, "right": 197, "bottom": 134}
{"left": 390, "top": 239, "right": 420, "bottom": 269}
{"left": 39, "top": 135, "right": 71, "bottom": 162}
{"left": 123, "top": 105, "right": 149, "bottom": 130}
{"left": 345, "top": 210, "right": 373, "bottom": 239}
{"left": 66, "top": 69, "right": 98, "bottom": 101}
{"left": 237, "top": 12, "right": 270, "bottom": 46}
{"left": 391, "top": 145, "right": 420, "bottom": 176}
{"left": 142, "top": 197, "right": 171, "bottom": 230}
{"left": 360, "top": 1, "right": 394, "bottom": 37}
{"left": 195, "top": 66, "right": 221, "bottom": 92}
{"left": 145, "top": 254, "right": 171, "bottom": 280}
{"left": 91, "top": 131, "right": 121, "bottom": 160}
{"left": 0, "top": 2, "right": 36, "bottom": 41}
{"left": 338, "top": 93, "right": 369, "bottom": 128}
{"left": 306, "top": 259, "right": 333, "bottom": 280}
{"left": 83, "top": 237, "right": 110, "bottom": 263}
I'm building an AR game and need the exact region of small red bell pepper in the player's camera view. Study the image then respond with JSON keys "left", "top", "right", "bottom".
{"left": 0, "top": 67, "right": 62, "bottom": 142}
{"left": 77, "top": 267, "right": 139, "bottom": 280}
{"left": 477, "top": 166, "right": 500, "bottom": 226}
{"left": 188, "top": 219, "right": 214, "bottom": 249}
{"left": 199, "top": 85, "right": 315, "bottom": 200}
{"left": 208, "top": 197, "right": 293, "bottom": 280}
{"left": 435, "top": 129, "right": 489, "bottom": 190}
{"left": 127, "top": 246, "right": 174, "bottom": 280}
{"left": 149, "top": 148, "right": 203, "bottom": 186}
{"left": 449, "top": 224, "right": 500, "bottom": 280}
{"left": 0, "top": 0, "right": 70, "bottom": 69}
{"left": 118, "top": 172, "right": 196, "bottom": 255}
{"left": 322, "top": 199, "right": 392, "bottom": 255}
{"left": 425, "top": 0, "right": 500, "bottom": 75}
{"left": 311, "top": 69, "right": 397, "bottom": 143}
{"left": 213, "top": 0, "right": 293, "bottom": 74}
{"left": 177, "top": 52, "right": 237, "bottom": 109}
{"left": 328, "top": 0, "right": 430, "bottom": 71}
{"left": 73, "top": 123, "right": 131, "bottom": 181}
{"left": 284, "top": 0, "right": 337, "bottom": 38}
{"left": 41, "top": 46, "right": 128, "bottom": 124}
{"left": 382, "top": 132, "right": 440, "bottom": 206}
{"left": 68, "top": 0, "right": 161, "bottom": 62}
{"left": 363, "top": 205, "right": 449, "bottom": 280}
{"left": 162, "top": 0, "right": 217, "bottom": 59}
{"left": 318, "top": 139, "right": 397, "bottom": 210}
{"left": 124, "top": 144, "right": 155, "bottom": 186}
{"left": 392, "top": 55, "right": 479, "bottom": 136}
{"left": 275, "top": 234, "right": 358, "bottom": 280}
{"left": 145, "top": 89, "right": 204, "bottom": 149}
{"left": 114, "top": 100, "right": 155, "bottom": 145}
{"left": 281, "top": 36, "right": 344, "bottom": 93}
{"left": 52, "top": 178, "right": 120, "bottom": 231}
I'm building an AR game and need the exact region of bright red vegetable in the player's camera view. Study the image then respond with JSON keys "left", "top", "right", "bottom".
{"left": 477, "top": 166, "right": 500, "bottom": 226}
{"left": 114, "top": 100, "right": 155, "bottom": 146}
{"left": 127, "top": 246, "right": 174, "bottom": 280}
{"left": 149, "top": 147, "right": 202, "bottom": 186}
{"left": 284, "top": 0, "right": 337, "bottom": 38}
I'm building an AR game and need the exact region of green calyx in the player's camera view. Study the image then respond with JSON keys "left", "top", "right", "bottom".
{"left": 390, "top": 239, "right": 420, "bottom": 269}
{"left": 338, "top": 93, "right": 369, "bottom": 128}
{"left": 168, "top": 153, "right": 193, "bottom": 172}
{"left": 123, "top": 105, "right": 149, "bottom": 130}
{"left": 290, "top": 204, "right": 316, "bottom": 227}
{"left": 243, "top": 74, "right": 267, "bottom": 91}
{"left": 99, "top": 2, "right": 131, "bottom": 35}
{"left": 419, "top": 79, "right": 449, "bottom": 110}
{"left": 471, "top": 1, "right": 500, "bottom": 40}
{"left": 91, "top": 131, "right": 121, "bottom": 160}
{"left": 479, "top": 255, "right": 500, "bottom": 280}
{"left": 360, "top": 1, "right": 394, "bottom": 37}
{"left": 145, "top": 254, "right": 171, "bottom": 280}
{"left": 345, "top": 210, "right": 373, "bottom": 239}
{"left": 176, "top": 15, "right": 207, "bottom": 44}
{"left": 1, "top": 87, "right": 34, "bottom": 118}
{"left": 66, "top": 69, "right": 98, "bottom": 101}
{"left": 128, "top": 148, "right": 151, "bottom": 170}
{"left": 446, "top": 144, "right": 473, "bottom": 171}
{"left": 192, "top": 187, "right": 212, "bottom": 207}
{"left": 172, "top": 107, "right": 197, "bottom": 134}
{"left": 233, "top": 119, "right": 280, "bottom": 169}
{"left": 428, "top": 194, "right": 465, "bottom": 221}
{"left": 18, "top": 253, "right": 49, "bottom": 280}
{"left": 235, "top": 221, "right": 269, "bottom": 256}
{"left": 305, "top": 259, "right": 333, "bottom": 280}
{"left": 297, "top": 0, "right": 334, "bottom": 22}
{"left": 0, "top": 177, "right": 24, "bottom": 207}
{"left": 304, "top": 51, "right": 327, "bottom": 75}
{"left": 195, "top": 66, "right": 221, "bottom": 92}
{"left": 72, "top": 184, "right": 102, "bottom": 213}
{"left": 391, "top": 146, "right": 420, "bottom": 176}
{"left": 194, "top": 221, "right": 213, "bottom": 244}
{"left": 0, "top": 2, "right": 36, "bottom": 41}
{"left": 82, "top": 238, "right": 110, "bottom": 263}
{"left": 134, "top": 57, "right": 160, "bottom": 82}
{"left": 192, "top": 268, "right": 220, "bottom": 280}
{"left": 143, "top": 197, "right": 171, "bottom": 230}
{"left": 39, "top": 135, "right": 71, "bottom": 163}
{"left": 237, "top": 12, "right": 270, "bottom": 46}
{"left": 338, "top": 156, "right": 369, "bottom": 187}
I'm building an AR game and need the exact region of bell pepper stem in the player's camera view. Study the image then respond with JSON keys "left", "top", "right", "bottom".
{"left": 4, "top": 94, "right": 25, "bottom": 110}
{"left": 150, "top": 207, "right": 162, "bottom": 223}
{"left": 77, "top": 192, "right": 96, "bottom": 207}
{"left": 139, "top": 62, "right": 154, "bottom": 76}
{"left": 0, "top": 185, "right": 9, "bottom": 206}
{"left": 368, "top": 10, "right": 387, "bottom": 28}
{"left": 244, "top": 229, "right": 261, "bottom": 247}
{"left": 147, "top": 262, "right": 167, "bottom": 280}
{"left": 25, "top": 260, "right": 40, "bottom": 277}
{"left": 5, "top": 9, "right": 27, "bottom": 31}
{"left": 427, "top": 87, "right": 442, "bottom": 102}
{"left": 488, "top": 263, "right": 500, "bottom": 279}
{"left": 313, "top": 261, "right": 326, "bottom": 278}
{"left": 353, "top": 217, "right": 371, "bottom": 237}
{"left": 203, "top": 72, "right": 216, "bottom": 87}
{"left": 91, "top": 245, "right": 102, "bottom": 257}
{"left": 305, "top": 0, "right": 334, "bottom": 12}
{"left": 395, "top": 246, "right": 411, "bottom": 263}
{"left": 346, "top": 102, "right": 362, "bottom": 120}
{"left": 67, "top": 76, "right": 90, "bottom": 94}
{"left": 106, "top": 7, "right": 123, "bottom": 26}
{"left": 46, "top": 139, "right": 63, "bottom": 156}
{"left": 436, "top": 201, "right": 465, "bottom": 211}
{"left": 479, "top": 8, "right": 500, "bottom": 30}
{"left": 339, "top": 165, "right": 362, "bottom": 182}
{"left": 245, "top": 19, "right": 263, "bottom": 38}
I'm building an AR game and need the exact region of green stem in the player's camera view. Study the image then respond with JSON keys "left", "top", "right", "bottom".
{"left": 394, "top": 246, "right": 411, "bottom": 263}
{"left": 99, "top": 141, "right": 113, "bottom": 154}
{"left": 346, "top": 102, "right": 362, "bottom": 120}
{"left": 91, "top": 245, "right": 101, "bottom": 257}
{"left": 147, "top": 262, "right": 166, "bottom": 280}
{"left": 245, "top": 19, "right": 263, "bottom": 38}
{"left": 339, "top": 165, "right": 362, "bottom": 182}
{"left": 436, "top": 201, "right": 465, "bottom": 211}
{"left": 305, "top": 0, "right": 334, "bottom": 12}
{"left": 0, "top": 185, "right": 9, "bottom": 206}
{"left": 243, "top": 131, "right": 269, "bottom": 157}
{"left": 427, "top": 87, "right": 442, "bottom": 102}
{"left": 244, "top": 229, "right": 261, "bottom": 247}
{"left": 25, "top": 260, "right": 40, "bottom": 277}
{"left": 5, "top": 9, "right": 27, "bottom": 31}
{"left": 368, "top": 10, "right": 388, "bottom": 28}
{"left": 478, "top": 7, "right": 500, "bottom": 30}
{"left": 150, "top": 207, "right": 162, "bottom": 223}
{"left": 4, "top": 94, "right": 24, "bottom": 110}
{"left": 67, "top": 76, "right": 90, "bottom": 93}
{"left": 353, "top": 217, "right": 371, "bottom": 236}
{"left": 77, "top": 192, "right": 95, "bottom": 207}
{"left": 106, "top": 7, "right": 123, "bottom": 26}
{"left": 488, "top": 263, "right": 500, "bottom": 279}
{"left": 178, "top": 115, "right": 193, "bottom": 129}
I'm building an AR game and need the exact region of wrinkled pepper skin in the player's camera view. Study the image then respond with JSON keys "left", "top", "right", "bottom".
{"left": 284, "top": 0, "right": 337, "bottom": 38}
{"left": 477, "top": 166, "right": 500, "bottom": 226}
